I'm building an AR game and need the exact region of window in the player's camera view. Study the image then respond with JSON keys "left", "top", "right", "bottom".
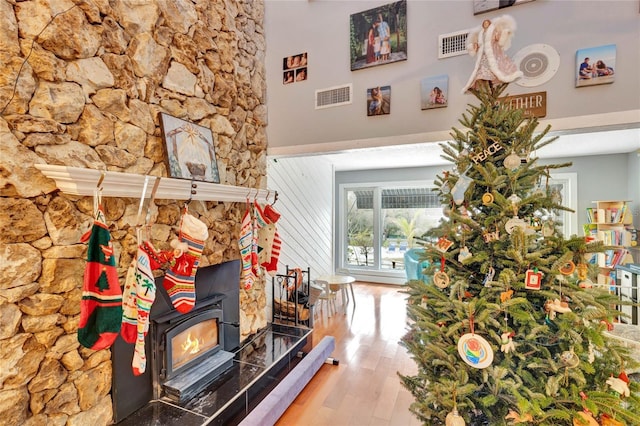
{"left": 340, "top": 183, "right": 443, "bottom": 277}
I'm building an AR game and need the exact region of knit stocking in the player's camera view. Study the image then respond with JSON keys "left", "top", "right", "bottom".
{"left": 120, "top": 259, "right": 138, "bottom": 343}
{"left": 132, "top": 246, "right": 156, "bottom": 375}
{"left": 238, "top": 205, "right": 256, "bottom": 290}
{"left": 162, "top": 212, "right": 208, "bottom": 313}
{"left": 78, "top": 203, "right": 123, "bottom": 350}
{"left": 261, "top": 230, "right": 281, "bottom": 277}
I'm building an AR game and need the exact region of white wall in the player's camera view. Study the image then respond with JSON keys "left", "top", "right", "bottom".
{"left": 264, "top": 0, "right": 640, "bottom": 155}
{"left": 266, "top": 156, "right": 334, "bottom": 277}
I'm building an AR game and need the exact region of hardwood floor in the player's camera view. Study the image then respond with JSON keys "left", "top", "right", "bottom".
{"left": 276, "top": 282, "right": 422, "bottom": 426}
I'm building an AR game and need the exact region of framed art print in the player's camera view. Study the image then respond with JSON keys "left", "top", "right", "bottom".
{"left": 473, "top": 0, "right": 535, "bottom": 15}
{"left": 283, "top": 52, "right": 308, "bottom": 84}
{"left": 159, "top": 113, "right": 221, "bottom": 183}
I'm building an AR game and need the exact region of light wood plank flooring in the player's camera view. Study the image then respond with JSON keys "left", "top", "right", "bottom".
{"left": 276, "top": 282, "right": 422, "bottom": 426}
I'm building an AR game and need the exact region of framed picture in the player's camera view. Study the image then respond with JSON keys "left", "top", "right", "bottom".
{"left": 159, "top": 113, "right": 220, "bottom": 183}
{"left": 420, "top": 75, "right": 448, "bottom": 110}
{"left": 283, "top": 52, "right": 308, "bottom": 84}
{"left": 350, "top": 0, "right": 407, "bottom": 71}
{"left": 473, "top": 0, "right": 535, "bottom": 15}
{"left": 367, "top": 85, "right": 391, "bottom": 116}
{"left": 576, "top": 44, "right": 616, "bottom": 88}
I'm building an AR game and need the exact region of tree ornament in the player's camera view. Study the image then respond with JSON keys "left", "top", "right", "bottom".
{"left": 434, "top": 271, "right": 450, "bottom": 288}
{"left": 458, "top": 313, "right": 494, "bottom": 369}
{"left": 483, "top": 227, "right": 500, "bottom": 243}
{"left": 503, "top": 151, "right": 521, "bottom": 169}
{"left": 483, "top": 266, "right": 496, "bottom": 287}
{"left": 606, "top": 375, "right": 630, "bottom": 398}
{"left": 500, "top": 331, "right": 516, "bottom": 353}
{"left": 505, "top": 409, "right": 533, "bottom": 423}
{"left": 500, "top": 289, "right": 513, "bottom": 302}
{"left": 559, "top": 260, "right": 576, "bottom": 275}
{"left": 573, "top": 411, "right": 598, "bottom": 426}
{"left": 505, "top": 216, "right": 527, "bottom": 234}
{"left": 525, "top": 268, "right": 543, "bottom": 290}
{"left": 545, "top": 299, "right": 571, "bottom": 320}
{"left": 436, "top": 236, "right": 454, "bottom": 252}
{"left": 458, "top": 246, "right": 472, "bottom": 262}
{"left": 560, "top": 349, "right": 580, "bottom": 369}
{"left": 446, "top": 409, "right": 466, "bottom": 426}
{"left": 451, "top": 170, "right": 473, "bottom": 205}
{"left": 482, "top": 192, "right": 494, "bottom": 205}
{"left": 600, "top": 415, "right": 625, "bottom": 426}
{"left": 541, "top": 220, "right": 555, "bottom": 237}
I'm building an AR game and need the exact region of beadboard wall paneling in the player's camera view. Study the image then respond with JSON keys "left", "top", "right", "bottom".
{"left": 267, "top": 156, "right": 333, "bottom": 279}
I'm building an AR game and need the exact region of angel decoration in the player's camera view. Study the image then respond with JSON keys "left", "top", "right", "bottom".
{"left": 462, "top": 15, "right": 523, "bottom": 93}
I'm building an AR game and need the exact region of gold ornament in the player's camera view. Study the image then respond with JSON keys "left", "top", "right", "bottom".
{"left": 482, "top": 192, "right": 494, "bottom": 205}
{"left": 445, "top": 409, "right": 466, "bottom": 426}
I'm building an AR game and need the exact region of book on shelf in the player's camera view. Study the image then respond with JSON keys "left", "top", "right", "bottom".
{"left": 586, "top": 205, "right": 627, "bottom": 224}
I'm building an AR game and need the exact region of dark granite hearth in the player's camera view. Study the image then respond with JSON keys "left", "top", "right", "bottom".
{"left": 116, "top": 323, "right": 311, "bottom": 426}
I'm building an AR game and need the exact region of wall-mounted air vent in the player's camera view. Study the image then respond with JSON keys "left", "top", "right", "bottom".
{"left": 438, "top": 29, "right": 470, "bottom": 59}
{"left": 315, "top": 84, "right": 352, "bottom": 109}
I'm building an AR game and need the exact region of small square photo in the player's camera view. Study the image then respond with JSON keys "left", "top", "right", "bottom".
{"left": 420, "top": 75, "right": 448, "bottom": 110}
{"left": 576, "top": 44, "right": 616, "bottom": 88}
{"left": 367, "top": 85, "right": 391, "bottom": 116}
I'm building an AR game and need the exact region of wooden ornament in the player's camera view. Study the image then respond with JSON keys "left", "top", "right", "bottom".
{"left": 505, "top": 216, "right": 527, "bottom": 234}
{"left": 445, "top": 409, "right": 466, "bottom": 426}
{"left": 572, "top": 412, "right": 598, "bottom": 426}
{"left": 434, "top": 271, "right": 450, "bottom": 288}
{"left": 600, "top": 415, "right": 625, "bottom": 426}
{"left": 457, "top": 333, "right": 494, "bottom": 369}
{"left": 525, "top": 269, "right": 543, "bottom": 290}
{"left": 559, "top": 260, "right": 576, "bottom": 275}
{"left": 436, "top": 236, "right": 454, "bottom": 252}
{"left": 577, "top": 263, "right": 588, "bottom": 280}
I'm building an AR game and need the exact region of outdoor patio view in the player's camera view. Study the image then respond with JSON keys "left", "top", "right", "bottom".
{"left": 344, "top": 188, "right": 444, "bottom": 275}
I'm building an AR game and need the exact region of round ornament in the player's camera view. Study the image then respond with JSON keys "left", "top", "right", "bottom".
{"left": 434, "top": 271, "right": 450, "bottom": 288}
{"left": 505, "top": 216, "right": 527, "bottom": 234}
{"left": 503, "top": 152, "right": 521, "bottom": 170}
{"left": 457, "top": 333, "right": 494, "bottom": 369}
{"left": 482, "top": 192, "right": 494, "bottom": 205}
{"left": 446, "top": 409, "right": 466, "bottom": 426}
{"left": 560, "top": 350, "right": 580, "bottom": 369}
{"left": 559, "top": 260, "right": 576, "bottom": 275}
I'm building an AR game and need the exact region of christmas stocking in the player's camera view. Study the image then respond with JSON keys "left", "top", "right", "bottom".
{"left": 162, "top": 212, "right": 208, "bottom": 313}
{"left": 132, "top": 246, "right": 156, "bottom": 375}
{"left": 78, "top": 202, "right": 123, "bottom": 350}
{"left": 238, "top": 204, "right": 256, "bottom": 290}
{"left": 120, "top": 259, "right": 138, "bottom": 344}
{"left": 261, "top": 230, "right": 281, "bottom": 276}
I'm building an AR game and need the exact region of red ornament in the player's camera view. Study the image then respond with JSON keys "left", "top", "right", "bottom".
{"left": 525, "top": 269, "right": 543, "bottom": 290}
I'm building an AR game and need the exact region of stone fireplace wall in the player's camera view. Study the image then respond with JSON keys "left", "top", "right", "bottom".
{"left": 0, "top": 0, "right": 268, "bottom": 424}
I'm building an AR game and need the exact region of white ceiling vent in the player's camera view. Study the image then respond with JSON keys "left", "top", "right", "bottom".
{"left": 315, "top": 84, "right": 352, "bottom": 110}
{"left": 438, "top": 29, "right": 470, "bottom": 59}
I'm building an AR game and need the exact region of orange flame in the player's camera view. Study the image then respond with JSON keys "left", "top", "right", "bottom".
{"left": 181, "top": 332, "right": 204, "bottom": 355}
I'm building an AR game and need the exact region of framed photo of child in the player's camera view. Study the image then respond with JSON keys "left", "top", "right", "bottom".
{"left": 367, "top": 85, "right": 391, "bottom": 116}
{"left": 420, "top": 75, "right": 448, "bottom": 110}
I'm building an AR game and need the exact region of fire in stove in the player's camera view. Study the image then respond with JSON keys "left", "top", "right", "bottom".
{"left": 181, "top": 333, "right": 204, "bottom": 354}
{"left": 171, "top": 317, "right": 219, "bottom": 371}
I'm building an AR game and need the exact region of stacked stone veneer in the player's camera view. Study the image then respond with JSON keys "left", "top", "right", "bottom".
{"left": 0, "top": 0, "right": 268, "bottom": 424}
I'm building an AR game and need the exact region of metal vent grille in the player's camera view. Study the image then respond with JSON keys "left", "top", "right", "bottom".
{"left": 438, "top": 29, "right": 470, "bottom": 59}
{"left": 315, "top": 84, "right": 352, "bottom": 109}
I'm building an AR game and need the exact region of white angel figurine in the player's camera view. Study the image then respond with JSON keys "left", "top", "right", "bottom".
{"left": 462, "top": 15, "right": 523, "bottom": 93}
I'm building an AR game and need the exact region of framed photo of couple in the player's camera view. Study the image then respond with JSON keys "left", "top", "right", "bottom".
{"left": 349, "top": 0, "right": 407, "bottom": 71}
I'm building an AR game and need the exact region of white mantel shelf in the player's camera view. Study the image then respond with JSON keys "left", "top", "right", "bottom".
{"left": 35, "top": 164, "right": 274, "bottom": 204}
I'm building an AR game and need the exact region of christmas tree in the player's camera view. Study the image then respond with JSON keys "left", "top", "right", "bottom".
{"left": 400, "top": 82, "right": 640, "bottom": 426}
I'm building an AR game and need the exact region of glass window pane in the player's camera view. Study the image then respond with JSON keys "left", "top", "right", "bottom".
{"left": 346, "top": 189, "right": 375, "bottom": 267}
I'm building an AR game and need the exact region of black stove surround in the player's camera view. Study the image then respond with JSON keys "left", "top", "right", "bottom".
{"left": 112, "top": 260, "right": 312, "bottom": 425}
{"left": 112, "top": 260, "right": 242, "bottom": 422}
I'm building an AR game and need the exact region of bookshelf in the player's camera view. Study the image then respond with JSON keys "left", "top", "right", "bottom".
{"left": 584, "top": 200, "right": 633, "bottom": 288}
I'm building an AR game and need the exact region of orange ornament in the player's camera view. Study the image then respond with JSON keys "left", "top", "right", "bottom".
{"left": 600, "top": 414, "right": 624, "bottom": 426}
{"left": 572, "top": 411, "right": 598, "bottom": 426}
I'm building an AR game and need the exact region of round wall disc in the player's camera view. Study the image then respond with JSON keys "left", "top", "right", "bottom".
{"left": 513, "top": 44, "right": 560, "bottom": 87}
